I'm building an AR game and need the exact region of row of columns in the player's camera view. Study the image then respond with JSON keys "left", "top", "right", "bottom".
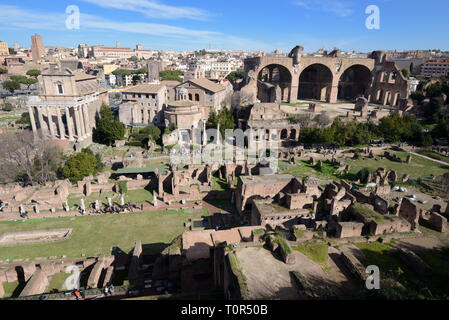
{"left": 28, "top": 104, "right": 91, "bottom": 141}
{"left": 131, "top": 104, "right": 156, "bottom": 125}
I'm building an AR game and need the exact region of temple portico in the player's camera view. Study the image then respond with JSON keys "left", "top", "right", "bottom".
{"left": 27, "top": 97, "right": 95, "bottom": 143}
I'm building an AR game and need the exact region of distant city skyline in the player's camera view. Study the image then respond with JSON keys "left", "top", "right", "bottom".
{"left": 0, "top": 0, "right": 449, "bottom": 52}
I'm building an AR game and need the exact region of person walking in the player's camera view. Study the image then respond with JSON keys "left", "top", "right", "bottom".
{"left": 103, "top": 286, "right": 109, "bottom": 297}
{"left": 74, "top": 289, "right": 81, "bottom": 300}
{"left": 109, "top": 284, "right": 115, "bottom": 296}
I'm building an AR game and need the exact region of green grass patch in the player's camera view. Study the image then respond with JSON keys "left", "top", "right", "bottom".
{"left": 2, "top": 281, "right": 25, "bottom": 299}
{"left": 211, "top": 176, "right": 229, "bottom": 191}
{"left": 292, "top": 243, "right": 329, "bottom": 270}
{"left": 228, "top": 252, "right": 249, "bottom": 299}
{"left": 346, "top": 151, "right": 449, "bottom": 180}
{"left": 0, "top": 208, "right": 204, "bottom": 261}
{"left": 46, "top": 272, "right": 70, "bottom": 293}
{"left": 279, "top": 160, "right": 340, "bottom": 180}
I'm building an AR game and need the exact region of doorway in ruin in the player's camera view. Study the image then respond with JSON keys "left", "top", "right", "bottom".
{"left": 298, "top": 64, "right": 333, "bottom": 102}
{"left": 257, "top": 64, "right": 292, "bottom": 103}
{"left": 337, "top": 65, "right": 372, "bottom": 101}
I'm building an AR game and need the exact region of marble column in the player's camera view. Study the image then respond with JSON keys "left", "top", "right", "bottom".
{"left": 56, "top": 107, "right": 65, "bottom": 139}
{"left": 82, "top": 104, "right": 90, "bottom": 136}
{"left": 65, "top": 107, "right": 74, "bottom": 141}
{"left": 74, "top": 106, "right": 82, "bottom": 139}
{"left": 78, "top": 107, "right": 86, "bottom": 138}
{"left": 36, "top": 107, "right": 47, "bottom": 137}
{"left": 46, "top": 106, "right": 56, "bottom": 139}
{"left": 28, "top": 106, "right": 37, "bottom": 134}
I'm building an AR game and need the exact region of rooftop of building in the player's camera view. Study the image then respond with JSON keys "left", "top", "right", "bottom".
{"left": 184, "top": 78, "right": 225, "bottom": 93}
{"left": 73, "top": 71, "right": 97, "bottom": 82}
{"left": 122, "top": 84, "right": 165, "bottom": 94}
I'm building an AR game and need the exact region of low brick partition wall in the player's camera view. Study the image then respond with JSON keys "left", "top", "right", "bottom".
{"left": 339, "top": 247, "right": 368, "bottom": 283}
{"left": 19, "top": 267, "right": 49, "bottom": 297}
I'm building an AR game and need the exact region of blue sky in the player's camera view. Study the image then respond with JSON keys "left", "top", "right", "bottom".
{"left": 0, "top": 0, "right": 448, "bottom": 52}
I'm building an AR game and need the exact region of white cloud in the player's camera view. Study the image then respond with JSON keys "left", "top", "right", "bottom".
{"left": 0, "top": 5, "right": 269, "bottom": 51}
{"left": 80, "top": 0, "right": 211, "bottom": 21}
{"left": 0, "top": 5, "right": 216, "bottom": 38}
{"left": 293, "top": 0, "right": 354, "bottom": 17}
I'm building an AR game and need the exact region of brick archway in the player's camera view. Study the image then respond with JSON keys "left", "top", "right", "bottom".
{"left": 337, "top": 64, "right": 373, "bottom": 101}
{"left": 257, "top": 64, "right": 293, "bottom": 103}
{"left": 298, "top": 63, "right": 334, "bottom": 102}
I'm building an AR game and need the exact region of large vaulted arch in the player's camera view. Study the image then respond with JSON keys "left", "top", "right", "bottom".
{"left": 338, "top": 65, "right": 372, "bottom": 101}
{"left": 298, "top": 64, "right": 333, "bottom": 102}
{"left": 257, "top": 64, "right": 292, "bottom": 103}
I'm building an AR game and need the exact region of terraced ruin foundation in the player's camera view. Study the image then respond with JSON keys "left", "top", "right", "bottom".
{"left": 0, "top": 229, "right": 73, "bottom": 247}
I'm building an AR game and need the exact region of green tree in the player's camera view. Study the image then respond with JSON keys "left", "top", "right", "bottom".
{"left": 425, "top": 97, "right": 443, "bottom": 123}
{"left": 62, "top": 148, "right": 103, "bottom": 184}
{"left": 432, "top": 118, "right": 449, "bottom": 140}
{"left": 94, "top": 105, "right": 125, "bottom": 146}
{"left": 132, "top": 74, "right": 141, "bottom": 85}
{"left": 16, "top": 112, "right": 31, "bottom": 127}
{"left": 159, "top": 70, "right": 183, "bottom": 82}
{"left": 9, "top": 75, "right": 37, "bottom": 90}
{"left": 2, "top": 80, "right": 20, "bottom": 93}
{"left": 130, "top": 125, "right": 161, "bottom": 147}
{"left": 226, "top": 71, "right": 244, "bottom": 85}
{"left": 99, "top": 103, "right": 114, "bottom": 121}
{"left": 410, "top": 91, "right": 425, "bottom": 105}
{"left": 26, "top": 69, "right": 41, "bottom": 78}
{"left": 401, "top": 68, "right": 410, "bottom": 78}
{"left": 21, "top": 77, "right": 38, "bottom": 89}
{"left": 207, "top": 108, "right": 235, "bottom": 137}
{"left": 0, "top": 67, "right": 7, "bottom": 75}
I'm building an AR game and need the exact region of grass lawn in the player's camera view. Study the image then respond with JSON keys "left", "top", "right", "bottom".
{"left": 346, "top": 151, "right": 449, "bottom": 180}
{"left": 46, "top": 272, "right": 70, "bottom": 293}
{"left": 279, "top": 151, "right": 448, "bottom": 182}
{"left": 125, "top": 188, "right": 154, "bottom": 204}
{"left": 145, "top": 159, "right": 170, "bottom": 168}
{"left": 292, "top": 243, "right": 329, "bottom": 271}
{"left": 279, "top": 160, "right": 340, "bottom": 180}
{"left": 0, "top": 208, "right": 208, "bottom": 261}
{"left": 2, "top": 281, "right": 26, "bottom": 299}
{"left": 354, "top": 240, "right": 449, "bottom": 298}
{"left": 211, "top": 176, "right": 229, "bottom": 191}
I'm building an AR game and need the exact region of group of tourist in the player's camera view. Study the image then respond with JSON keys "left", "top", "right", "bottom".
{"left": 73, "top": 288, "right": 85, "bottom": 300}
{"left": 103, "top": 284, "right": 115, "bottom": 297}
{"left": 73, "top": 284, "right": 115, "bottom": 300}
{"left": 81, "top": 202, "right": 144, "bottom": 216}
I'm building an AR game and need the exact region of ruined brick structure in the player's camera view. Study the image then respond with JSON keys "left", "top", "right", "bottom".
{"left": 239, "top": 45, "right": 415, "bottom": 107}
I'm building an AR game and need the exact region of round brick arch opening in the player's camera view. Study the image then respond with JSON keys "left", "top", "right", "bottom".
{"left": 338, "top": 64, "right": 373, "bottom": 101}
{"left": 257, "top": 64, "right": 292, "bottom": 103}
{"left": 298, "top": 64, "right": 333, "bottom": 102}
